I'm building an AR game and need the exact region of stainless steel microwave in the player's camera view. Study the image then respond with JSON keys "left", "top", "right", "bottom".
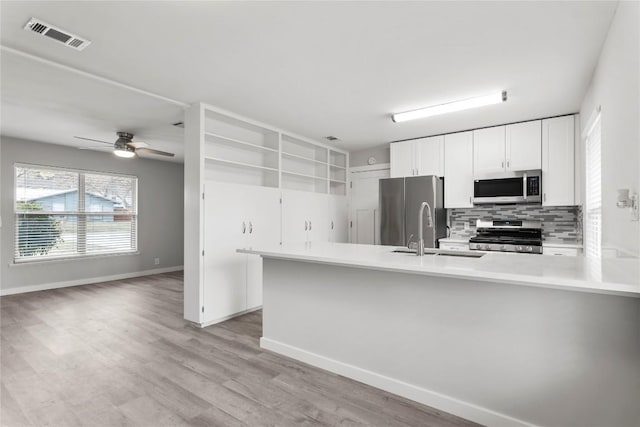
{"left": 473, "top": 170, "right": 542, "bottom": 205}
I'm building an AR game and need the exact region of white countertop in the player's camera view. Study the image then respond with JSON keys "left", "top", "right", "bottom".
{"left": 239, "top": 242, "right": 640, "bottom": 298}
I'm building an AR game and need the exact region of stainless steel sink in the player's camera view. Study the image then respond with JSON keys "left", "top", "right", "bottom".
{"left": 391, "top": 248, "right": 485, "bottom": 258}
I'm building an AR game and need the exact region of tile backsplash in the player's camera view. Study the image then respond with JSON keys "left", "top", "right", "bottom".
{"left": 448, "top": 205, "right": 582, "bottom": 243}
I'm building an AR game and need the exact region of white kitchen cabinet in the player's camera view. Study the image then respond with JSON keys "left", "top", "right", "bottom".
{"left": 506, "top": 120, "right": 542, "bottom": 170}
{"left": 415, "top": 136, "right": 444, "bottom": 177}
{"left": 439, "top": 241, "right": 470, "bottom": 251}
{"left": 390, "top": 136, "right": 444, "bottom": 178}
{"left": 282, "top": 190, "right": 329, "bottom": 244}
{"left": 542, "top": 115, "right": 575, "bottom": 206}
{"left": 474, "top": 122, "right": 542, "bottom": 176}
{"left": 543, "top": 246, "right": 581, "bottom": 256}
{"left": 444, "top": 131, "right": 474, "bottom": 208}
{"left": 390, "top": 141, "right": 414, "bottom": 178}
{"left": 203, "top": 182, "right": 280, "bottom": 322}
{"left": 328, "top": 195, "right": 348, "bottom": 243}
{"left": 473, "top": 126, "right": 506, "bottom": 175}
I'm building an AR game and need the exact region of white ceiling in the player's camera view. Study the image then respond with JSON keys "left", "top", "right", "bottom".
{"left": 0, "top": 1, "right": 617, "bottom": 161}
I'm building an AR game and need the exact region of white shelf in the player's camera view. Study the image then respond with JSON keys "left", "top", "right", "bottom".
{"left": 282, "top": 170, "right": 327, "bottom": 181}
{"left": 330, "top": 180, "right": 346, "bottom": 184}
{"left": 205, "top": 132, "right": 278, "bottom": 152}
{"left": 330, "top": 164, "right": 346, "bottom": 170}
{"left": 282, "top": 151, "right": 327, "bottom": 165}
{"left": 205, "top": 156, "right": 279, "bottom": 172}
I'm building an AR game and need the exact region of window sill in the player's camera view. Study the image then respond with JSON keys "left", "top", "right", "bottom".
{"left": 10, "top": 251, "right": 140, "bottom": 267}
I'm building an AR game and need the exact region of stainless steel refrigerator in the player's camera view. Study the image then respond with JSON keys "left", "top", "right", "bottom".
{"left": 379, "top": 175, "right": 447, "bottom": 247}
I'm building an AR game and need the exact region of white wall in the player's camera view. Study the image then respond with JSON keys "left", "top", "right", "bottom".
{"left": 349, "top": 144, "right": 390, "bottom": 167}
{"left": 1, "top": 137, "right": 184, "bottom": 294}
{"left": 580, "top": 1, "right": 640, "bottom": 256}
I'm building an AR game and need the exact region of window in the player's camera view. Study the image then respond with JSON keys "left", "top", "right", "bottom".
{"left": 14, "top": 164, "right": 138, "bottom": 262}
{"left": 585, "top": 114, "right": 602, "bottom": 258}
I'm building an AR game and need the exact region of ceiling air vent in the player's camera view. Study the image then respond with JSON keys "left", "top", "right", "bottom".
{"left": 23, "top": 18, "right": 91, "bottom": 51}
{"left": 324, "top": 136, "right": 339, "bottom": 141}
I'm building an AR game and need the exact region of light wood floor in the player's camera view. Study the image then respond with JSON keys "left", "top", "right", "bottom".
{"left": 1, "top": 272, "right": 481, "bottom": 427}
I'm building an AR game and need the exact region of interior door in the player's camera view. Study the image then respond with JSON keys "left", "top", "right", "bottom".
{"left": 390, "top": 141, "right": 415, "bottom": 178}
{"left": 245, "top": 186, "right": 281, "bottom": 310}
{"left": 350, "top": 168, "right": 390, "bottom": 244}
{"left": 203, "top": 181, "right": 248, "bottom": 322}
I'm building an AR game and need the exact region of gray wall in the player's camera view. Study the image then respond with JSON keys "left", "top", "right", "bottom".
{"left": 349, "top": 144, "right": 390, "bottom": 167}
{"left": 1, "top": 136, "right": 184, "bottom": 292}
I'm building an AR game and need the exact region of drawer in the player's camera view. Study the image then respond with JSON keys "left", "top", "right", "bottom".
{"left": 544, "top": 247, "right": 581, "bottom": 256}
{"left": 439, "top": 242, "right": 470, "bottom": 251}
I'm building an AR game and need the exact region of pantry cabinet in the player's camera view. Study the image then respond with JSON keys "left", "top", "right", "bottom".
{"left": 542, "top": 115, "right": 575, "bottom": 206}
{"left": 444, "top": 131, "right": 474, "bottom": 208}
{"left": 390, "top": 136, "right": 444, "bottom": 178}
{"left": 184, "top": 102, "right": 349, "bottom": 326}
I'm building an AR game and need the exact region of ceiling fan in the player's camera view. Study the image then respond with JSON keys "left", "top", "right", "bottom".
{"left": 74, "top": 132, "right": 175, "bottom": 158}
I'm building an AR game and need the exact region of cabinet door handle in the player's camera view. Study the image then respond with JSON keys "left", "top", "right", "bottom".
{"left": 331, "top": 220, "right": 334, "bottom": 230}
{"left": 249, "top": 221, "right": 253, "bottom": 234}
{"left": 309, "top": 221, "right": 312, "bottom": 230}
{"left": 305, "top": 221, "right": 308, "bottom": 231}
{"left": 242, "top": 221, "right": 246, "bottom": 234}
{"left": 544, "top": 193, "right": 547, "bottom": 202}
{"left": 501, "top": 161, "right": 504, "bottom": 169}
{"left": 507, "top": 160, "right": 510, "bottom": 169}
{"left": 469, "top": 196, "right": 473, "bottom": 205}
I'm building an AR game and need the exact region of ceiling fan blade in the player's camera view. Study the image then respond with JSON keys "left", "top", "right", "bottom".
{"left": 136, "top": 147, "right": 175, "bottom": 157}
{"left": 127, "top": 141, "right": 149, "bottom": 148}
{"left": 78, "top": 146, "right": 113, "bottom": 151}
{"left": 74, "top": 136, "right": 113, "bottom": 145}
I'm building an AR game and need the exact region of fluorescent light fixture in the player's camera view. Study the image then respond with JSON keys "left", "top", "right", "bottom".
{"left": 114, "top": 148, "right": 135, "bottom": 158}
{"left": 392, "top": 91, "right": 507, "bottom": 123}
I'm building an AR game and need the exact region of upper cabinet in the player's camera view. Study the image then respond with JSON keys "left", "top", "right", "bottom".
{"left": 506, "top": 120, "right": 542, "bottom": 171}
{"left": 542, "top": 115, "right": 575, "bottom": 206}
{"left": 390, "top": 136, "right": 444, "bottom": 178}
{"left": 473, "top": 121, "right": 541, "bottom": 176}
{"left": 444, "top": 131, "right": 474, "bottom": 208}
{"left": 473, "top": 126, "right": 506, "bottom": 175}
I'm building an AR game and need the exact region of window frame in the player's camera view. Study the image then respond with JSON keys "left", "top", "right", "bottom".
{"left": 13, "top": 163, "right": 139, "bottom": 264}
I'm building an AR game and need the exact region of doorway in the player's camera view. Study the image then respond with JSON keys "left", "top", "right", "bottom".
{"left": 349, "top": 165, "right": 390, "bottom": 244}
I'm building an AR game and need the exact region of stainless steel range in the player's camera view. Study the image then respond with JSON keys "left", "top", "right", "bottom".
{"left": 469, "top": 219, "right": 543, "bottom": 254}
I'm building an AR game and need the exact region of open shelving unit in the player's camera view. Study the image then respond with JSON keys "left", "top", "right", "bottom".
{"left": 186, "top": 103, "right": 349, "bottom": 193}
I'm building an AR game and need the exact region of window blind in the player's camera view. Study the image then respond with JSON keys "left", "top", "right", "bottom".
{"left": 14, "top": 165, "right": 138, "bottom": 262}
{"left": 585, "top": 117, "right": 602, "bottom": 258}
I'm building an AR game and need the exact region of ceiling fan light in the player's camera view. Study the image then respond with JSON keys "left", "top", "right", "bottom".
{"left": 114, "top": 148, "right": 135, "bottom": 158}
{"left": 392, "top": 91, "right": 507, "bottom": 123}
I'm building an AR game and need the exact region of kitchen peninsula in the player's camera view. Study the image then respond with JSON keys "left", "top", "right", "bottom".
{"left": 239, "top": 243, "right": 640, "bottom": 427}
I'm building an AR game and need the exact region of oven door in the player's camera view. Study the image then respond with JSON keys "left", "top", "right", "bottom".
{"left": 473, "top": 171, "right": 541, "bottom": 204}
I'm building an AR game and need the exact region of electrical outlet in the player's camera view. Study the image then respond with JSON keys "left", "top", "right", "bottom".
{"left": 154, "top": 258, "right": 160, "bottom": 265}
{"left": 464, "top": 221, "right": 470, "bottom": 231}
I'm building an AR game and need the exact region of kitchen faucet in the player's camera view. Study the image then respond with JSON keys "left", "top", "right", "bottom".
{"left": 417, "top": 202, "right": 433, "bottom": 256}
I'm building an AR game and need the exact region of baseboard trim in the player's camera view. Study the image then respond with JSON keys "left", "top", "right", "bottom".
{"left": 0, "top": 266, "right": 184, "bottom": 296}
{"left": 260, "top": 337, "right": 539, "bottom": 427}
{"left": 196, "top": 305, "right": 263, "bottom": 328}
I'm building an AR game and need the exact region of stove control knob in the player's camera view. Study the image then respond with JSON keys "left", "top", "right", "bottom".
{"left": 516, "top": 246, "right": 523, "bottom": 252}
{"left": 526, "top": 246, "right": 533, "bottom": 252}
{"left": 500, "top": 245, "right": 507, "bottom": 251}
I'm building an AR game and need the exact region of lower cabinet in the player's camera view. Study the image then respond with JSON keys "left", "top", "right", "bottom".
{"left": 439, "top": 241, "right": 470, "bottom": 251}
{"left": 201, "top": 185, "right": 348, "bottom": 325}
{"left": 282, "top": 190, "right": 329, "bottom": 244}
{"left": 329, "top": 195, "right": 348, "bottom": 243}
{"left": 203, "top": 182, "right": 280, "bottom": 323}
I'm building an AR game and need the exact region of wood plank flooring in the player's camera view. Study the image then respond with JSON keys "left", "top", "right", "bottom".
{"left": 1, "top": 272, "right": 481, "bottom": 427}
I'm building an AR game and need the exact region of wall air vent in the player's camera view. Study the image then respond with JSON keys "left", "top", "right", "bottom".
{"left": 23, "top": 18, "right": 91, "bottom": 51}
